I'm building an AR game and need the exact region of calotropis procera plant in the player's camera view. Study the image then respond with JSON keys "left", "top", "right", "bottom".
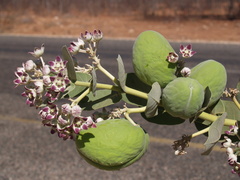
{"left": 14, "top": 30, "right": 240, "bottom": 175}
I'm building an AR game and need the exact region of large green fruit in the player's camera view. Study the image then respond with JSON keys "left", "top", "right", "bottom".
{"left": 190, "top": 60, "right": 227, "bottom": 106}
{"left": 75, "top": 119, "right": 149, "bottom": 170}
{"left": 133, "top": 30, "right": 177, "bottom": 88}
{"left": 162, "top": 77, "right": 205, "bottom": 119}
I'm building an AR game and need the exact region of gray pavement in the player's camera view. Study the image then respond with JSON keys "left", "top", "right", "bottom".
{"left": 0, "top": 35, "right": 240, "bottom": 180}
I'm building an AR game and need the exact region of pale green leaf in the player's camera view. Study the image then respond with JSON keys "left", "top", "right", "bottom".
{"left": 145, "top": 82, "right": 161, "bottom": 118}
{"left": 62, "top": 45, "right": 76, "bottom": 82}
{"left": 116, "top": 55, "right": 126, "bottom": 91}
{"left": 236, "top": 80, "right": 240, "bottom": 102}
{"left": 91, "top": 65, "right": 97, "bottom": 96}
{"left": 79, "top": 89, "right": 122, "bottom": 110}
{"left": 202, "top": 112, "right": 227, "bottom": 155}
{"left": 65, "top": 72, "right": 92, "bottom": 98}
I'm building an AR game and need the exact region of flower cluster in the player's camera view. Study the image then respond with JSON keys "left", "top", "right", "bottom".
{"left": 14, "top": 43, "right": 97, "bottom": 140}
{"left": 222, "top": 124, "right": 240, "bottom": 176}
{"left": 68, "top": 30, "right": 103, "bottom": 55}
{"left": 167, "top": 44, "right": 196, "bottom": 77}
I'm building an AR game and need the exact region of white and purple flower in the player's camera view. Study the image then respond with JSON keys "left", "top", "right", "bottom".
{"left": 68, "top": 38, "right": 85, "bottom": 55}
{"left": 14, "top": 67, "right": 31, "bottom": 86}
{"left": 28, "top": 44, "right": 45, "bottom": 58}
{"left": 49, "top": 56, "right": 67, "bottom": 73}
{"left": 180, "top": 44, "right": 196, "bottom": 58}
{"left": 167, "top": 52, "right": 179, "bottom": 63}
{"left": 92, "top": 29, "right": 103, "bottom": 42}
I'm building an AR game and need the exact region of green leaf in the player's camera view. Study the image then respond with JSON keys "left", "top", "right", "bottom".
{"left": 79, "top": 89, "right": 122, "bottom": 110}
{"left": 195, "top": 99, "right": 240, "bottom": 139}
{"left": 116, "top": 55, "right": 126, "bottom": 91}
{"left": 62, "top": 45, "right": 77, "bottom": 82}
{"left": 202, "top": 112, "right": 227, "bottom": 155}
{"left": 65, "top": 72, "right": 92, "bottom": 98}
{"left": 91, "top": 65, "right": 97, "bottom": 96}
{"left": 122, "top": 73, "right": 151, "bottom": 106}
{"left": 211, "top": 100, "right": 240, "bottom": 120}
{"left": 145, "top": 82, "right": 161, "bottom": 118}
{"left": 236, "top": 80, "right": 240, "bottom": 102}
{"left": 141, "top": 107, "right": 185, "bottom": 125}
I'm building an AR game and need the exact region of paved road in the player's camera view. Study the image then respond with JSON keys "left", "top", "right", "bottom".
{"left": 0, "top": 35, "right": 240, "bottom": 180}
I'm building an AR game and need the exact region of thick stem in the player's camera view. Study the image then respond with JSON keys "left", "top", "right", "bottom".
{"left": 198, "top": 112, "right": 236, "bottom": 126}
{"left": 74, "top": 81, "right": 148, "bottom": 99}
{"left": 191, "top": 127, "right": 210, "bottom": 138}
{"left": 75, "top": 81, "right": 121, "bottom": 92}
{"left": 97, "top": 63, "right": 119, "bottom": 85}
{"left": 71, "top": 87, "right": 91, "bottom": 106}
{"left": 233, "top": 96, "right": 240, "bottom": 110}
{"left": 124, "top": 113, "right": 139, "bottom": 126}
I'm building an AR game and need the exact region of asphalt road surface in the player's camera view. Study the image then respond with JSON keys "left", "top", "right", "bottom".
{"left": 0, "top": 35, "right": 240, "bottom": 180}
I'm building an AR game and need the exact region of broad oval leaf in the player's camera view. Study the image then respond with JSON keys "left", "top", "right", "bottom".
{"left": 145, "top": 82, "right": 161, "bottom": 118}
{"left": 117, "top": 55, "right": 126, "bottom": 91}
{"left": 64, "top": 72, "right": 92, "bottom": 98}
{"left": 236, "top": 80, "right": 240, "bottom": 102}
{"left": 202, "top": 112, "right": 227, "bottom": 155}
{"left": 79, "top": 89, "right": 122, "bottom": 110}
{"left": 195, "top": 100, "right": 240, "bottom": 139}
{"left": 91, "top": 65, "right": 97, "bottom": 96}
{"left": 62, "top": 45, "right": 77, "bottom": 82}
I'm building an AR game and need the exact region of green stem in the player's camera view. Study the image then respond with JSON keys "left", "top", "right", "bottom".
{"left": 124, "top": 107, "right": 147, "bottom": 126}
{"left": 127, "top": 106, "right": 147, "bottom": 114}
{"left": 124, "top": 113, "right": 139, "bottom": 126}
{"left": 71, "top": 87, "right": 91, "bottom": 106}
{"left": 198, "top": 112, "right": 236, "bottom": 126}
{"left": 92, "top": 55, "right": 119, "bottom": 85}
{"left": 74, "top": 81, "right": 148, "bottom": 99}
{"left": 233, "top": 96, "right": 240, "bottom": 110}
{"left": 75, "top": 81, "right": 121, "bottom": 92}
{"left": 191, "top": 127, "right": 210, "bottom": 138}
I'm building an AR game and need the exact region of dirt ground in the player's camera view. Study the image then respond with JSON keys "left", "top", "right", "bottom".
{"left": 1, "top": 13, "right": 240, "bottom": 42}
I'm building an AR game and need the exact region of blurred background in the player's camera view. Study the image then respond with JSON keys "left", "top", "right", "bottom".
{"left": 1, "top": 1, "right": 240, "bottom": 180}
{"left": 0, "top": 0, "right": 240, "bottom": 41}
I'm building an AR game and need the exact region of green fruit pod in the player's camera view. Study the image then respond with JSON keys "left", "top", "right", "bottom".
{"left": 132, "top": 30, "right": 177, "bottom": 88}
{"left": 75, "top": 119, "right": 149, "bottom": 170}
{"left": 190, "top": 60, "right": 227, "bottom": 106}
{"left": 162, "top": 77, "right": 205, "bottom": 119}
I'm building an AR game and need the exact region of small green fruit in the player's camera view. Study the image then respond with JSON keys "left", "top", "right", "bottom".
{"left": 190, "top": 60, "right": 227, "bottom": 106}
{"left": 133, "top": 30, "right": 177, "bottom": 88}
{"left": 162, "top": 77, "right": 205, "bottom": 119}
{"left": 75, "top": 119, "right": 149, "bottom": 170}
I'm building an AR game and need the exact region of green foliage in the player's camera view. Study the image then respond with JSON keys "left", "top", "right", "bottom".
{"left": 236, "top": 80, "right": 240, "bottom": 102}
{"left": 79, "top": 89, "right": 122, "bottom": 110}
{"left": 145, "top": 82, "right": 161, "bottom": 118}
{"left": 194, "top": 100, "right": 240, "bottom": 138}
{"left": 202, "top": 113, "right": 227, "bottom": 155}
{"left": 117, "top": 55, "right": 126, "bottom": 91}
{"left": 62, "top": 45, "right": 77, "bottom": 82}
{"left": 64, "top": 72, "right": 92, "bottom": 98}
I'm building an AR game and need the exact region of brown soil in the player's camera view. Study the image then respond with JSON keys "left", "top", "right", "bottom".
{"left": 1, "top": 13, "right": 240, "bottom": 42}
